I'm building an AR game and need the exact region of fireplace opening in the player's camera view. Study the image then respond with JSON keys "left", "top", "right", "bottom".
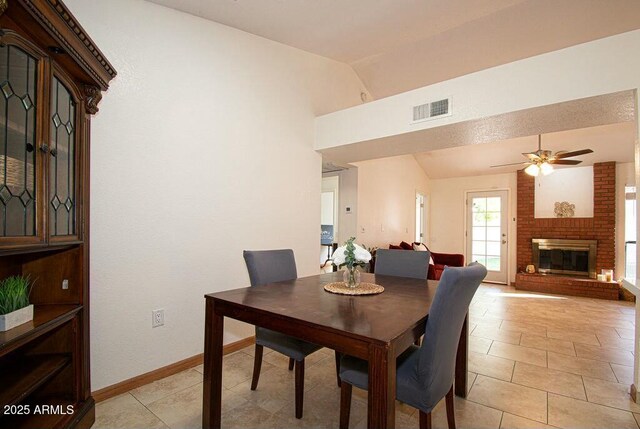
{"left": 532, "top": 239, "right": 597, "bottom": 278}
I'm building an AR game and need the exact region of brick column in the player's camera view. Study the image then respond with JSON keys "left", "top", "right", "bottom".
{"left": 516, "top": 162, "right": 616, "bottom": 275}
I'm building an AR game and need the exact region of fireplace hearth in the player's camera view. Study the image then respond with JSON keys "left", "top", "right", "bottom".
{"left": 532, "top": 238, "right": 597, "bottom": 279}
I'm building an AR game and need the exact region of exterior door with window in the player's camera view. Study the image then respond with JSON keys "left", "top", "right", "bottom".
{"left": 467, "top": 190, "right": 508, "bottom": 283}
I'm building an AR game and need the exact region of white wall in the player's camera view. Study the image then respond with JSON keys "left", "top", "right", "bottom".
{"left": 353, "top": 155, "right": 430, "bottom": 248}
{"left": 429, "top": 173, "right": 517, "bottom": 284}
{"left": 617, "top": 162, "right": 635, "bottom": 279}
{"left": 66, "top": 0, "right": 366, "bottom": 390}
{"left": 534, "top": 167, "right": 594, "bottom": 218}
{"left": 316, "top": 30, "right": 640, "bottom": 151}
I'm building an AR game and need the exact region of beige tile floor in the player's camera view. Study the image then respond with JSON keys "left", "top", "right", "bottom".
{"left": 94, "top": 284, "right": 640, "bottom": 429}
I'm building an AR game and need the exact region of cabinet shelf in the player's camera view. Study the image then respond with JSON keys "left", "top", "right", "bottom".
{"left": 0, "top": 305, "right": 81, "bottom": 357}
{"left": 0, "top": 242, "right": 82, "bottom": 257}
{"left": 0, "top": 354, "right": 71, "bottom": 408}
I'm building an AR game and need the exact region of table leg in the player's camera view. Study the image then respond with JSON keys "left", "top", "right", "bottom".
{"left": 203, "top": 299, "right": 224, "bottom": 429}
{"left": 368, "top": 344, "right": 395, "bottom": 429}
{"left": 455, "top": 312, "right": 469, "bottom": 398}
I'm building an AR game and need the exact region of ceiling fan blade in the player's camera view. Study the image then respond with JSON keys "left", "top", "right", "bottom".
{"left": 523, "top": 153, "right": 542, "bottom": 161}
{"left": 491, "top": 161, "right": 531, "bottom": 168}
{"left": 554, "top": 149, "right": 593, "bottom": 159}
{"left": 548, "top": 159, "right": 582, "bottom": 165}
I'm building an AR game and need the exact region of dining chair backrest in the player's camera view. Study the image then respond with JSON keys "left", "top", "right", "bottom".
{"left": 243, "top": 249, "right": 297, "bottom": 287}
{"left": 416, "top": 262, "right": 487, "bottom": 409}
{"left": 375, "top": 249, "right": 430, "bottom": 280}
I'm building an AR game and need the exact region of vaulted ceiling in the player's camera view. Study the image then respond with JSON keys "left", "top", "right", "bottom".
{"left": 147, "top": 0, "right": 640, "bottom": 99}
{"left": 147, "top": 0, "right": 639, "bottom": 178}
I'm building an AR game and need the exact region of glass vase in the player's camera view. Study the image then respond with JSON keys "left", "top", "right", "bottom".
{"left": 343, "top": 266, "right": 361, "bottom": 288}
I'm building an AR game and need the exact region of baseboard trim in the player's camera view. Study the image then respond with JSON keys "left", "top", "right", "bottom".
{"left": 92, "top": 336, "right": 255, "bottom": 403}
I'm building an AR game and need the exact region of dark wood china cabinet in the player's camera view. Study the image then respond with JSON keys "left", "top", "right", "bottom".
{"left": 0, "top": 0, "right": 115, "bottom": 427}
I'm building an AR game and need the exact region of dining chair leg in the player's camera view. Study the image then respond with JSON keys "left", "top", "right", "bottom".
{"left": 295, "top": 359, "right": 305, "bottom": 419}
{"left": 288, "top": 357, "right": 295, "bottom": 371}
{"left": 446, "top": 385, "right": 456, "bottom": 429}
{"left": 335, "top": 351, "right": 342, "bottom": 387}
{"left": 419, "top": 410, "right": 432, "bottom": 429}
{"left": 250, "top": 344, "right": 263, "bottom": 391}
{"left": 339, "top": 381, "right": 352, "bottom": 429}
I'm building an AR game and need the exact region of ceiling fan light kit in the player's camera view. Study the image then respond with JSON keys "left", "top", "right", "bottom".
{"left": 540, "top": 162, "right": 554, "bottom": 176}
{"left": 491, "top": 134, "right": 593, "bottom": 175}
{"left": 525, "top": 163, "right": 540, "bottom": 176}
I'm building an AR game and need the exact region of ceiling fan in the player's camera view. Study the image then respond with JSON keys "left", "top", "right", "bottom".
{"left": 491, "top": 135, "right": 593, "bottom": 176}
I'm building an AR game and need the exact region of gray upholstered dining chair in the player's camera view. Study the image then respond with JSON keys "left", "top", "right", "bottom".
{"left": 243, "top": 249, "right": 322, "bottom": 419}
{"left": 338, "top": 262, "right": 487, "bottom": 429}
{"left": 375, "top": 249, "right": 430, "bottom": 280}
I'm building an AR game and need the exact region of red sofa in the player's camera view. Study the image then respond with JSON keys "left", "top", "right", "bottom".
{"left": 386, "top": 241, "right": 464, "bottom": 280}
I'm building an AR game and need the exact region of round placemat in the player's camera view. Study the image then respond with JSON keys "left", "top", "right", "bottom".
{"left": 324, "top": 282, "right": 384, "bottom": 295}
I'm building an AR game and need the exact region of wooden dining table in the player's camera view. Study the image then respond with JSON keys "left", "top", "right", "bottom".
{"left": 202, "top": 271, "right": 469, "bottom": 429}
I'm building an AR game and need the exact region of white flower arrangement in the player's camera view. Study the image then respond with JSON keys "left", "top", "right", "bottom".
{"left": 331, "top": 237, "right": 372, "bottom": 268}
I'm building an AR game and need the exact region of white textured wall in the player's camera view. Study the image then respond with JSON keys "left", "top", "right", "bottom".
{"left": 316, "top": 30, "right": 640, "bottom": 150}
{"left": 534, "top": 167, "right": 594, "bottom": 218}
{"left": 353, "top": 155, "right": 430, "bottom": 249}
{"left": 429, "top": 173, "right": 517, "bottom": 284}
{"left": 65, "top": 0, "right": 365, "bottom": 390}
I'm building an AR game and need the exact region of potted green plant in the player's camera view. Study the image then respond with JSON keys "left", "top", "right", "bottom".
{"left": 0, "top": 275, "right": 33, "bottom": 331}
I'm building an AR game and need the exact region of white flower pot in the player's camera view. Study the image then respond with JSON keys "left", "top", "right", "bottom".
{"left": 0, "top": 304, "right": 33, "bottom": 331}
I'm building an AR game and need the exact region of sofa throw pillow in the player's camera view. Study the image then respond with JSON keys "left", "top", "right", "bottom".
{"left": 389, "top": 244, "right": 403, "bottom": 250}
{"left": 400, "top": 241, "right": 413, "bottom": 250}
{"left": 412, "top": 242, "right": 428, "bottom": 251}
{"left": 413, "top": 242, "right": 435, "bottom": 265}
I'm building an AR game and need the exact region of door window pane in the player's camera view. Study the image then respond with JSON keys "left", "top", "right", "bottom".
{"left": 472, "top": 226, "right": 486, "bottom": 241}
{"left": 0, "top": 45, "right": 37, "bottom": 237}
{"left": 472, "top": 241, "right": 485, "bottom": 255}
{"left": 486, "top": 227, "right": 500, "bottom": 241}
{"left": 486, "top": 257, "right": 501, "bottom": 271}
{"left": 49, "top": 77, "right": 76, "bottom": 236}
{"left": 486, "top": 212, "right": 500, "bottom": 226}
{"left": 472, "top": 255, "right": 487, "bottom": 266}
{"left": 472, "top": 198, "right": 486, "bottom": 213}
{"left": 486, "top": 241, "right": 501, "bottom": 256}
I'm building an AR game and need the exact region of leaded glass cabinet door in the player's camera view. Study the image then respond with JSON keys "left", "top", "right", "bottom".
{"left": 48, "top": 73, "right": 80, "bottom": 242}
{"left": 0, "top": 37, "right": 45, "bottom": 245}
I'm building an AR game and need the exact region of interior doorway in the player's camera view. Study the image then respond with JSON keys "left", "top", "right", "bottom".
{"left": 321, "top": 176, "right": 339, "bottom": 267}
{"left": 415, "top": 192, "right": 426, "bottom": 243}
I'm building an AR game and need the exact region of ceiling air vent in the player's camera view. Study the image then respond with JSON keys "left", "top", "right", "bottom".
{"left": 412, "top": 97, "right": 451, "bottom": 123}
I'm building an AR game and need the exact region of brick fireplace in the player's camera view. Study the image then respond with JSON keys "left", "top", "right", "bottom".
{"left": 515, "top": 162, "right": 618, "bottom": 299}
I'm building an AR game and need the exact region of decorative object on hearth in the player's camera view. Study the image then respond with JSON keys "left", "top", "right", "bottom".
{"left": 0, "top": 275, "right": 33, "bottom": 331}
{"left": 331, "top": 237, "right": 372, "bottom": 288}
{"left": 601, "top": 269, "right": 614, "bottom": 282}
{"left": 491, "top": 134, "right": 593, "bottom": 176}
{"left": 554, "top": 201, "right": 575, "bottom": 218}
{"left": 526, "top": 264, "right": 535, "bottom": 274}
